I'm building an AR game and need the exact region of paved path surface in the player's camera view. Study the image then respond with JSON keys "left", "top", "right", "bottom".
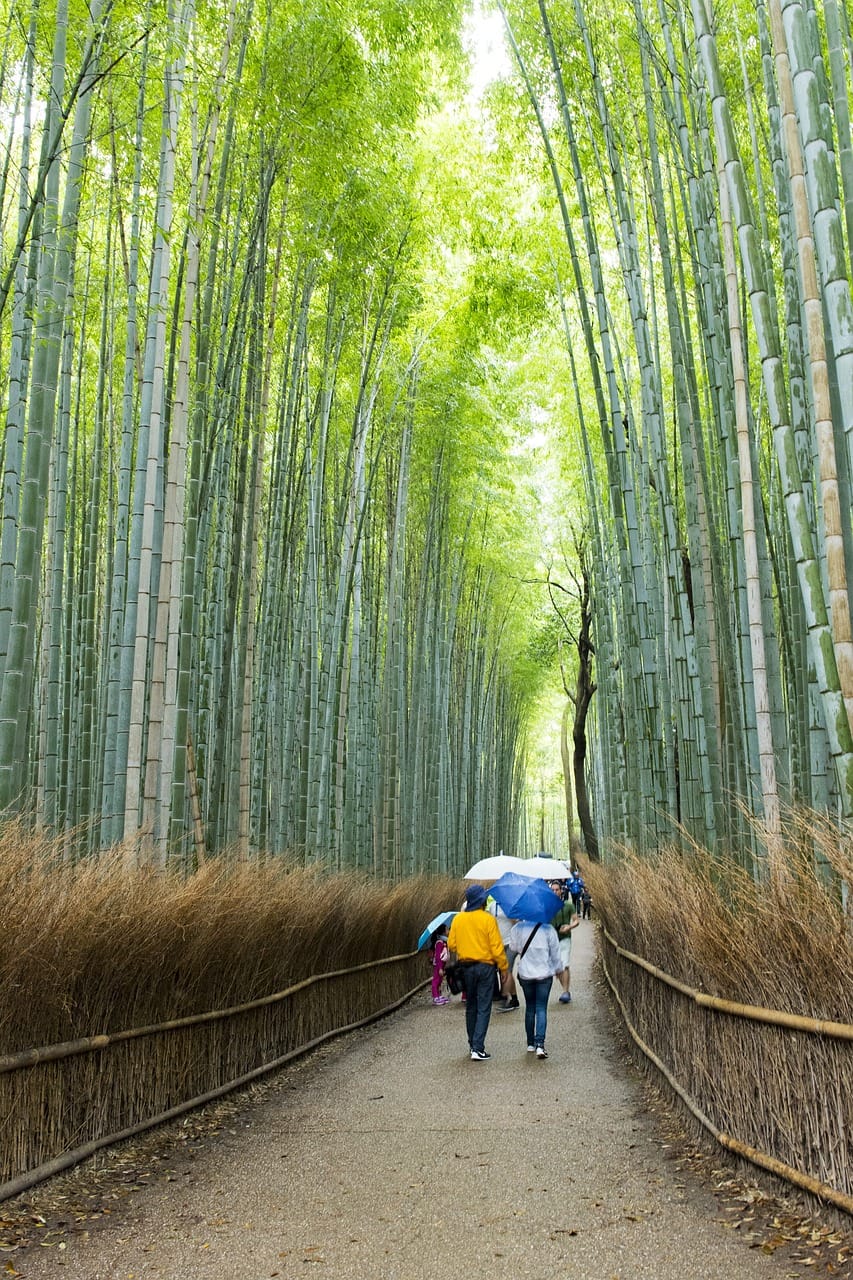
{"left": 12, "top": 924, "right": 821, "bottom": 1279}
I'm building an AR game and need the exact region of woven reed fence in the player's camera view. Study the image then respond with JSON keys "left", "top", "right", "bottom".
{"left": 600, "top": 927, "right": 853, "bottom": 1216}
{"left": 0, "top": 950, "right": 426, "bottom": 1203}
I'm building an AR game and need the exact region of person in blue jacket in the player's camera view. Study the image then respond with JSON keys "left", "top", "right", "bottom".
{"left": 567, "top": 869, "right": 585, "bottom": 913}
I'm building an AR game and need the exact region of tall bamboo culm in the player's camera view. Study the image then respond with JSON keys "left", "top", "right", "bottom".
{"left": 501, "top": 0, "right": 853, "bottom": 868}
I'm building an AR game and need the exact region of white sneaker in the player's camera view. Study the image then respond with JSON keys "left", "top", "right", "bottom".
{"left": 536, "top": 1046, "right": 548, "bottom": 1059}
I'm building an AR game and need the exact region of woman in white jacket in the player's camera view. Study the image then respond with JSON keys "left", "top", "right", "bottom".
{"left": 507, "top": 918, "right": 564, "bottom": 1059}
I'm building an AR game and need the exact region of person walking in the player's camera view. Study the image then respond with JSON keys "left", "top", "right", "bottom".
{"left": 429, "top": 928, "right": 449, "bottom": 1005}
{"left": 508, "top": 916, "right": 563, "bottom": 1059}
{"left": 446, "top": 884, "right": 508, "bottom": 1060}
{"left": 550, "top": 880, "right": 580, "bottom": 1003}
{"left": 567, "top": 868, "right": 585, "bottom": 913}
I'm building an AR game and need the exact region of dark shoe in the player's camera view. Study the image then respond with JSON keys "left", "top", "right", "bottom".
{"left": 470, "top": 1050, "right": 491, "bottom": 1060}
{"left": 558, "top": 992, "right": 571, "bottom": 1004}
{"left": 496, "top": 997, "right": 519, "bottom": 1012}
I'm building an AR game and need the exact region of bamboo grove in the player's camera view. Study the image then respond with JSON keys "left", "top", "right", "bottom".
{"left": 4, "top": 0, "right": 853, "bottom": 877}
{"left": 0, "top": 0, "right": 545, "bottom": 871}
{"left": 498, "top": 0, "right": 853, "bottom": 869}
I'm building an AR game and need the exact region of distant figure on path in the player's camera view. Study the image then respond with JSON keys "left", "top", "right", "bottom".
{"left": 550, "top": 880, "right": 579, "bottom": 1003}
{"left": 447, "top": 884, "right": 508, "bottom": 1060}
{"left": 580, "top": 886, "right": 592, "bottom": 920}
{"left": 429, "top": 928, "right": 449, "bottom": 1004}
{"left": 508, "top": 916, "right": 563, "bottom": 1059}
{"left": 567, "top": 868, "right": 585, "bottom": 913}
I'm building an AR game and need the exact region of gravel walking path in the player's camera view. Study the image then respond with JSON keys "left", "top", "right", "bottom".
{"left": 8, "top": 923, "right": 846, "bottom": 1280}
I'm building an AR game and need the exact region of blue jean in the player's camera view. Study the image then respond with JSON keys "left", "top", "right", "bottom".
{"left": 462, "top": 962, "right": 497, "bottom": 1053}
{"left": 518, "top": 975, "right": 552, "bottom": 1049}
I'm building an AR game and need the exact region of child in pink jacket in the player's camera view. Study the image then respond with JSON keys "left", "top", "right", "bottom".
{"left": 430, "top": 929, "right": 449, "bottom": 1004}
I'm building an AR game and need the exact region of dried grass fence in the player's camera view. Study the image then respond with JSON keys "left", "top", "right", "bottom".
{"left": 586, "top": 818, "right": 853, "bottom": 1218}
{"left": 0, "top": 825, "right": 462, "bottom": 1204}
{"left": 0, "top": 952, "right": 425, "bottom": 1202}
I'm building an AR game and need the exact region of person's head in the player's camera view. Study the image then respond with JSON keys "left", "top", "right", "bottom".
{"left": 548, "top": 879, "right": 568, "bottom": 900}
{"left": 464, "top": 883, "right": 487, "bottom": 911}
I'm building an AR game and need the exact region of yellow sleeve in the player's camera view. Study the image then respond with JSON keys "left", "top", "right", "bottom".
{"left": 488, "top": 916, "right": 508, "bottom": 972}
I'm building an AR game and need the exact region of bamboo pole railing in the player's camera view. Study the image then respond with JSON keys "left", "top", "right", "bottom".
{"left": 0, "top": 953, "right": 420, "bottom": 1074}
{"left": 603, "top": 928, "right": 853, "bottom": 1040}
{"left": 600, "top": 927, "right": 853, "bottom": 1217}
{"left": 0, "top": 951, "right": 428, "bottom": 1205}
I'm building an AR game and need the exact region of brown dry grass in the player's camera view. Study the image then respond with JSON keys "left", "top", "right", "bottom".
{"left": 580, "top": 810, "right": 853, "bottom": 1204}
{"left": 584, "top": 811, "right": 853, "bottom": 1022}
{"left": 0, "top": 821, "right": 464, "bottom": 1056}
{"left": 0, "top": 823, "right": 466, "bottom": 1187}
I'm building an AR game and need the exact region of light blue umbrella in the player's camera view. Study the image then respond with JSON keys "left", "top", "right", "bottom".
{"left": 417, "top": 910, "right": 457, "bottom": 951}
{"left": 487, "top": 873, "right": 564, "bottom": 924}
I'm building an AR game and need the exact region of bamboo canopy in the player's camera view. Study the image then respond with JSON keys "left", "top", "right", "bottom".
{"left": 0, "top": 0, "right": 850, "bottom": 869}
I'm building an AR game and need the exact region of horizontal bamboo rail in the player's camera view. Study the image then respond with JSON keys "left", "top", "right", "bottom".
{"left": 602, "top": 927, "right": 853, "bottom": 1040}
{"left": 0, "top": 952, "right": 428, "bottom": 1205}
{"left": 0, "top": 952, "right": 418, "bottom": 1074}
{"left": 600, "top": 932, "right": 853, "bottom": 1217}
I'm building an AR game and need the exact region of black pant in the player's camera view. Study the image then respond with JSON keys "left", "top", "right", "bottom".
{"left": 462, "top": 962, "right": 496, "bottom": 1054}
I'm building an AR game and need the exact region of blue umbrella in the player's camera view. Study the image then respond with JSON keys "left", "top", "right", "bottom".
{"left": 487, "top": 873, "right": 564, "bottom": 924}
{"left": 417, "top": 910, "right": 457, "bottom": 951}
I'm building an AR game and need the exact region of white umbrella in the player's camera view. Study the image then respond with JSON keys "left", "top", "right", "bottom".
{"left": 516, "top": 854, "right": 571, "bottom": 880}
{"left": 464, "top": 853, "right": 528, "bottom": 880}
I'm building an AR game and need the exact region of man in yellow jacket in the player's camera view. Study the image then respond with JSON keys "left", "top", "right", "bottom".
{"left": 447, "top": 884, "right": 508, "bottom": 1060}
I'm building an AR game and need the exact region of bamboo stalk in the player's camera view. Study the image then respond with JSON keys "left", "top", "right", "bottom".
{"left": 185, "top": 728, "right": 205, "bottom": 864}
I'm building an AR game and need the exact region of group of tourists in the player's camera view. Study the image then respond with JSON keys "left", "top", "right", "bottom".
{"left": 428, "top": 865, "right": 590, "bottom": 1061}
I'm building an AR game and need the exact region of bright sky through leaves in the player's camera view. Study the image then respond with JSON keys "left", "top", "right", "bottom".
{"left": 464, "top": 2, "right": 512, "bottom": 102}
